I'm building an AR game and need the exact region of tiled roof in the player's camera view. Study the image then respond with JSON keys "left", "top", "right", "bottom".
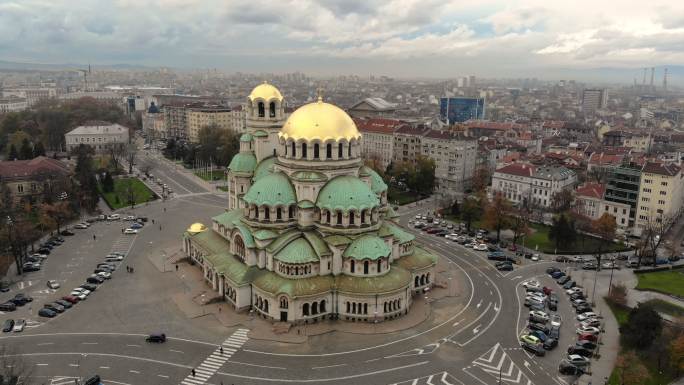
{"left": 576, "top": 183, "right": 605, "bottom": 200}
{"left": 423, "top": 129, "right": 473, "bottom": 140}
{"left": 465, "top": 120, "right": 524, "bottom": 130}
{"left": 354, "top": 118, "right": 404, "bottom": 134}
{"left": 588, "top": 152, "right": 624, "bottom": 165}
{"left": 0, "top": 156, "right": 70, "bottom": 179}
{"left": 495, "top": 163, "right": 535, "bottom": 177}
{"left": 67, "top": 122, "right": 129, "bottom": 136}
{"left": 642, "top": 162, "right": 681, "bottom": 176}
{"left": 395, "top": 124, "right": 428, "bottom": 135}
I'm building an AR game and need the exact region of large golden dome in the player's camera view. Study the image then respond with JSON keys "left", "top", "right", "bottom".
{"left": 279, "top": 98, "right": 361, "bottom": 142}
{"left": 248, "top": 81, "right": 283, "bottom": 101}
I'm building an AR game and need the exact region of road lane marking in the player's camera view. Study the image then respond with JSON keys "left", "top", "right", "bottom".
{"left": 170, "top": 349, "right": 184, "bottom": 353}
{"left": 36, "top": 363, "right": 48, "bottom": 366}
{"left": 129, "top": 370, "right": 140, "bottom": 374}
{"left": 178, "top": 328, "right": 249, "bottom": 385}
{"left": 82, "top": 342, "right": 98, "bottom": 345}
{"left": 158, "top": 375, "right": 170, "bottom": 378}
{"left": 68, "top": 364, "right": 79, "bottom": 367}
{"left": 126, "top": 344, "right": 141, "bottom": 347}
{"left": 37, "top": 342, "right": 54, "bottom": 346}
{"left": 312, "top": 364, "right": 347, "bottom": 370}
{"left": 100, "top": 366, "right": 110, "bottom": 369}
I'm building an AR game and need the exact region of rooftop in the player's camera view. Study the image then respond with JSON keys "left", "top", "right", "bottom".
{"left": 576, "top": 183, "right": 605, "bottom": 200}
{"left": 642, "top": 162, "right": 681, "bottom": 177}
{"left": 66, "top": 122, "right": 129, "bottom": 136}
{"left": 0, "top": 156, "right": 70, "bottom": 179}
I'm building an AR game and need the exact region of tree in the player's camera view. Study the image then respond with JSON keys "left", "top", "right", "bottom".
{"left": 461, "top": 197, "right": 482, "bottom": 232}
{"left": 511, "top": 207, "right": 531, "bottom": 246}
{"left": 450, "top": 199, "right": 460, "bottom": 216}
{"left": 621, "top": 304, "right": 663, "bottom": 349}
{"left": 550, "top": 189, "right": 573, "bottom": 213}
{"left": 40, "top": 201, "right": 71, "bottom": 234}
{"left": 483, "top": 194, "right": 512, "bottom": 241}
{"left": 102, "top": 172, "right": 115, "bottom": 193}
{"left": 32, "top": 141, "right": 46, "bottom": 157}
{"left": 592, "top": 213, "right": 617, "bottom": 269}
{"left": 636, "top": 214, "right": 673, "bottom": 267}
{"left": 410, "top": 156, "right": 436, "bottom": 196}
{"left": 125, "top": 143, "right": 137, "bottom": 174}
{"left": 549, "top": 214, "right": 577, "bottom": 250}
{"left": 670, "top": 333, "right": 684, "bottom": 376}
{"left": 614, "top": 350, "right": 649, "bottom": 385}
{"left": 74, "top": 144, "right": 100, "bottom": 212}
{"left": 471, "top": 166, "right": 491, "bottom": 193}
{"left": 19, "top": 138, "right": 33, "bottom": 160}
{"left": 8, "top": 144, "right": 18, "bottom": 160}
{"left": 607, "top": 283, "right": 628, "bottom": 307}
{"left": 0, "top": 345, "right": 34, "bottom": 385}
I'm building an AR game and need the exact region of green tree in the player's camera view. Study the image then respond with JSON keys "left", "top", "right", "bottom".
{"left": 450, "top": 200, "right": 460, "bottom": 216}
{"left": 8, "top": 144, "right": 18, "bottom": 160}
{"left": 621, "top": 304, "right": 663, "bottom": 349}
{"left": 102, "top": 172, "right": 115, "bottom": 193}
{"left": 614, "top": 350, "right": 649, "bottom": 385}
{"left": 74, "top": 144, "right": 99, "bottom": 212}
{"left": 19, "top": 138, "right": 33, "bottom": 160}
{"left": 33, "top": 141, "right": 46, "bottom": 157}
{"left": 549, "top": 214, "right": 576, "bottom": 250}
{"left": 410, "top": 156, "right": 435, "bottom": 195}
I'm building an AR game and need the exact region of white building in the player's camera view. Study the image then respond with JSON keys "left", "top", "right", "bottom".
{"left": 0, "top": 96, "right": 27, "bottom": 112}
{"left": 65, "top": 122, "right": 130, "bottom": 153}
{"left": 574, "top": 183, "right": 631, "bottom": 233}
{"left": 355, "top": 118, "right": 401, "bottom": 171}
{"left": 421, "top": 129, "right": 477, "bottom": 196}
{"left": 3, "top": 87, "right": 57, "bottom": 107}
{"left": 634, "top": 162, "right": 684, "bottom": 236}
{"left": 491, "top": 163, "right": 576, "bottom": 208}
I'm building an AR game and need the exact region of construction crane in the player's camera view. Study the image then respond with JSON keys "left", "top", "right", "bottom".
{"left": 69, "top": 64, "right": 91, "bottom": 91}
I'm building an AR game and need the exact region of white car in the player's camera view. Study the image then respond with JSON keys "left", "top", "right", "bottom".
{"left": 72, "top": 287, "right": 91, "bottom": 295}
{"left": 526, "top": 292, "right": 546, "bottom": 301}
{"left": 12, "top": 319, "right": 26, "bottom": 332}
{"left": 580, "top": 319, "right": 601, "bottom": 328}
{"left": 474, "top": 243, "right": 488, "bottom": 251}
{"left": 97, "top": 271, "right": 112, "bottom": 280}
{"left": 415, "top": 214, "right": 421, "bottom": 219}
{"left": 74, "top": 223, "right": 88, "bottom": 229}
{"left": 531, "top": 254, "right": 540, "bottom": 261}
{"left": 105, "top": 255, "right": 124, "bottom": 261}
{"left": 566, "top": 287, "right": 582, "bottom": 295}
{"left": 124, "top": 215, "right": 136, "bottom": 221}
{"left": 124, "top": 228, "right": 138, "bottom": 235}
{"left": 523, "top": 280, "right": 541, "bottom": 289}
{"left": 566, "top": 354, "right": 591, "bottom": 367}
{"left": 576, "top": 326, "right": 600, "bottom": 335}
{"left": 31, "top": 253, "right": 48, "bottom": 260}
{"left": 529, "top": 310, "right": 549, "bottom": 322}
{"left": 550, "top": 314, "right": 562, "bottom": 328}
{"left": 107, "top": 214, "right": 120, "bottom": 220}
{"left": 47, "top": 280, "right": 60, "bottom": 289}
{"left": 577, "top": 312, "right": 600, "bottom": 322}
{"left": 70, "top": 291, "right": 88, "bottom": 300}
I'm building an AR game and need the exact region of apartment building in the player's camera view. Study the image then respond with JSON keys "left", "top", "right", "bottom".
{"left": 392, "top": 124, "right": 429, "bottom": 166}
{"left": 0, "top": 96, "right": 27, "bottom": 112}
{"left": 634, "top": 162, "right": 684, "bottom": 236}
{"left": 491, "top": 163, "right": 576, "bottom": 208}
{"left": 355, "top": 118, "right": 402, "bottom": 171}
{"left": 421, "top": 129, "right": 478, "bottom": 196}
{"left": 65, "top": 122, "right": 130, "bottom": 153}
{"left": 2, "top": 86, "right": 57, "bottom": 107}
{"left": 186, "top": 104, "right": 232, "bottom": 143}
{"left": 0, "top": 156, "right": 71, "bottom": 205}
{"left": 574, "top": 183, "right": 631, "bottom": 233}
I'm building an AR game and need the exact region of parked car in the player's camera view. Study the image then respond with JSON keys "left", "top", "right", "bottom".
{"left": 62, "top": 295, "right": 81, "bottom": 304}
{"left": 497, "top": 263, "right": 514, "bottom": 271}
{"left": 543, "top": 337, "right": 558, "bottom": 350}
{"left": 551, "top": 271, "right": 565, "bottom": 279}
{"left": 555, "top": 255, "right": 570, "bottom": 262}
{"left": 557, "top": 276, "right": 571, "bottom": 284}
{"left": 519, "top": 334, "right": 541, "bottom": 346}
{"left": 546, "top": 267, "right": 561, "bottom": 275}
{"left": 558, "top": 362, "right": 585, "bottom": 376}
{"left": 74, "top": 223, "right": 88, "bottom": 229}
{"left": 12, "top": 319, "right": 26, "bottom": 332}
{"left": 566, "top": 354, "right": 591, "bottom": 367}
{"left": 580, "top": 319, "right": 601, "bottom": 328}
{"left": 22, "top": 263, "right": 41, "bottom": 272}
{"left": 80, "top": 283, "right": 98, "bottom": 291}
{"left": 38, "top": 308, "right": 57, "bottom": 318}
{"left": 44, "top": 303, "right": 65, "bottom": 313}
{"left": 0, "top": 302, "right": 17, "bottom": 312}
{"left": 129, "top": 222, "right": 143, "bottom": 229}
{"left": 563, "top": 281, "right": 576, "bottom": 289}
{"left": 577, "top": 312, "right": 600, "bottom": 322}
{"left": 578, "top": 333, "right": 598, "bottom": 342}
{"left": 529, "top": 310, "right": 550, "bottom": 323}
{"left": 96, "top": 271, "right": 112, "bottom": 280}
{"left": 146, "top": 333, "right": 166, "bottom": 343}
{"left": 11, "top": 293, "right": 32, "bottom": 306}
{"left": 529, "top": 330, "right": 548, "bottom": 342}
{"left": 124, "top": 228, "right": 138, "bottom": 235}
{"left": 55, "top": 299, "right": 73, "bottom": 309}
{"left": 2, "top": 319, "right": 14, "bottom": 332}
{"left": 60, "top": 229, "right": 75, "bottom": 236}
{"left": 576, "top": 304, "right": 593, "bottom": 314}
{"left": 576, "top": 326, "right": 600, "bottom": 335}
{"left": 47, "top": 280, "right": 60, "bottom": 289}
{"left": 107, "top": 214, "right": 120, "bottom": 220}
{"left": 528, "top": 322, "right": 549, "bottom": 334}
{"left": 522, "top": 280, "right": 541, "bottom": 289}
{"left": 124, "top": 215, "right": 136, "bottom": 221}
{"left": 86, "top": 275, "right": 105, "bottom": 284}
{"left": 550, "top": 314, "right": 562, "bottom": 328}
{"left": 567, "top": 346, "right": 593, "bottom": 357}
{"left": 576, "top": 340, "right": 597, "bottom": 350}
{"left": 522, "top": 342, "right": 546, "bottom": 356}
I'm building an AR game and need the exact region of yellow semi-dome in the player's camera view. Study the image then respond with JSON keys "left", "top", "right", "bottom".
{"left": 248, "top": 81, "right": 283, "bottom": 101}
{"left": 279, "top": 98, "right": 361, "bottom": 142}
{"left": 187, "top": 223, "right": 207, "bottom": 234}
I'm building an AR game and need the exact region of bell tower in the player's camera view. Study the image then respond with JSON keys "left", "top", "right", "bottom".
{"left": 246, "top": 81, "right": 286, "bottom": 162}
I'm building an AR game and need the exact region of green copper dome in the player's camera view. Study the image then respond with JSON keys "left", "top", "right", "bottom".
{"left": 253, "top": 156, "right": 276, "bottom": 181}
{"left": 243, "top": 172, "right": 297, "bottom": 207}
{"left": 274, "top": 237, "right": 320, "bottom": 264}
{"left": 228, "top": 153, "right": 257, "bottom": 174}
{"left": 343, "top": 234, "right": 391, "bottom": 261}
{"left": 365, "top": 167, "right": 388, "bottom": 194}
{"left": 240, "top": 133, "right": 253, "bottom": 142}
{"left": 316, "top": 175, "right": 379, "bottom": 212}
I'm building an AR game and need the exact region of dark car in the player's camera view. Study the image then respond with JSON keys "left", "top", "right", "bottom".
{"left": 2, "top": 319, "right": 14, "bottom": 332}
{"left": 84, "top": 375, "right": 101, "bottom": 385}
{"left": 60, "top": 230, "right": 75, "bottom": 236}
{"left": 37, "top": 247, "right": 51, "bottom": 255}
{"left": 146, "top": 333, "right": 166, "bottom": 343}
{"left": 557, "top": 276, "right": 571, "bottom": 284}
{"left": 86, "top": 276, "right": 104, "bottom": 284}
{"left": 80, "top": 283, "right": 97, "bottom": 291}
{"left": 559, "top": 362, "right": 584, "bottom": 376}
{"left": 55, "top": 299, "right": 73, "bottom": 309}
{"left": 138, "top": 217, "right": 148, "bottom": 222}
{"left": 528, "top": 322, "right": 549, "bottom": 334}
{"left": 38, "top": 308, "right": 57, "bottom": 318}
{"left": 548, "top": 326, "right": 560, "bottom": 340}
{"left": 44, "top": 303, "right": 65, "bottom": 313}
{"left": 0, "top": 302, "right": 17, "bottom": 312}
{"left": 576, "top": 304, "right": 593, "bottom": 314}
{"left": 94, "top": 268, "right": 112, "bottom": 274}
{"left": 576, "top": 340, "right": 597, "bottom": 350}
{"left": 548, "top": 300, "right": 558, "bottom": 311}
{"left": 567, "top": 346, "right": 593, "bottom": 358}
{"left": 556, "top": 255, "right": 570, "bottom": 262}
{"left": 22, "top": 263, "right": 41, "bottom": 272}
{"left": 543, "top": 337, "right": 558, "bottom": 350}
{"left": 551, "top": 271, "right": 565, "bottom": 279}
{"left": 529, "top": 302, "right": 546, "bottom": 311}
{"left": 11, "top": 293, "right": 33, "bottom": 306}
{"left": 530, "top": 330, "right": 547, "bottom": 342}
{"left": 0, "top": 282, "right": 9, "bottom": 292}
{"left": 563, "top": 281, "right": 576, "bottom": 289}
{"left": 570, "top": 292, "right": 585, "bottom": 300}
{"left": 546, "top": 267, "right": 560, "bottom": 275}
{"left": 497, "top": 264, "right": 513, "bottom": 271}
{"left": 522, "top": 342, "right": 546, "bottom": 356}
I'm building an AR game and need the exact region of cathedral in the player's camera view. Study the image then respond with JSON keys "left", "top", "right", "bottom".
{"left": 182, "top": 82, "right": 437, "bottom": 324}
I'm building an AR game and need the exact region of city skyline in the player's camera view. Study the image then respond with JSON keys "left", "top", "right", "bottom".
{"left": 1, "top": 1, "right": 684, "bottom": 85}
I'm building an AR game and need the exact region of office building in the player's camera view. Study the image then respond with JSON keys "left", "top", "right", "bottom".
{"left": 581, "top": 88, "right": 608, "bottom": 115}
{"left": 440, "top": 97, "right": 485, "bottom": 125}
{"left": 634, "top": 162, "right": 684, "bottom": 236}
{"left": 421, "top": 129, "right": 478, "bottom": 196}
{"left": 604, "top": 162, "right": 642, "bottom": 229}
{"left": 0, "top": 96, "right": 28, "bottom": 112}
{"left": 65, "top": 122, "right": 130, "bottom": 153}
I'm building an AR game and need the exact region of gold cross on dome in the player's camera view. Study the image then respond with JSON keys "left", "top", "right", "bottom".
{"left": 316, "top": 87, "right": 324, "bottom": 102}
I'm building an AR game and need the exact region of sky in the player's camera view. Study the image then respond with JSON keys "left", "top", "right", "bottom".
{"left": 1, "top": 0, "right": 684, "bottom": 83}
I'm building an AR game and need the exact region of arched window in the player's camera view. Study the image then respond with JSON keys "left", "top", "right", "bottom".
{"left": 303, "top": 303, "right": 310, "bottom": 316}
{"left": 264, "top": 300, "right": 269, "bottom": 313}
{"left": 269, "top": 102, "right": 276, "bottom": 117}
{"left": 350, "top": 260, "right": 355, "bottom": 273}
{"left": 337, "top": 212, "right": 342, "bottom": 225}
{"left": 326, "top": 143, "right": 332, "bottom": 159}
{"left": 361, "top": 210, "right": 366, "bottom": 224}
{"left": 326, "top": 211, "right": 331, "bottom": 223}
{"left": 289, "top": 206, "right": 294, "bottom": 219}
{"left": 420, "top": 275, "right": 426, "bottom": 285}
{"left": 348, "top": 143, "right": 352, "bottom": 157}
{"left": 338, "top": 143, "right": 343, "bottom": 158}
{"left": 414, "top": 275, "right": 420, "bottom": 288}
{"left": 264, "top": 207, "right": 270, "bottom": 220}
{"left": 363, "top": 303, "right": 368, "bottom": 314}
{"left": 312, "top": 302, "right": 318, "bottom": 315}
{"left": 320, "top": 300, "right": 326, "bottom": 313}
{"left": 258, "top": 102, "right": 265, "bottom": 117}
{"left": 276, "top": 207, "right": 282, "bottom": 220}
{"left": 426, "top": 273, "right": 430, "bottom": 283}
{"left": 280, "top": 297, "right": 288, "bottom": 309}
{"left": 295, "top": 266, "right": 299, "bottom": 275}
{"left": 301, "top": 143, "right": 307, "bottom": 158}
{"left": 314, "top": 143, "right": 320, "bottom": 159}
{"left": 384, "top": 302, "right": 388, "bottom": 313}
{"left": 346, "top": 302, "right": 350, "bottom": 313}
{"left": 291, "top": 142, "right": 296, "bottom": 157}
{"left": 352, "top": 303, "right": 356, "bottom": 314}
{"left": 377, "top": 259, "right": 382, "bottom": 273}
{"left": 349, "top": 212, "right": 355, "bottom": 225}
{"left": 234, "top": 235, "right": 245, "bottom": 261}
{"left": 363, "top": 260, "right": 369, "bottom": 274}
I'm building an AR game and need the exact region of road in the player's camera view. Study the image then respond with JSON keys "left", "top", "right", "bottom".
{"left": 0, "top": 154, "right": 603, "bottom": 385}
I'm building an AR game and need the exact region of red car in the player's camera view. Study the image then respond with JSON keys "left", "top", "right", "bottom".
{"left": 508, "top": 244, "right": 517, "bottom": 251}
{"left": 543, "top": 286, "right": 554, "bottom": 295}
{"left": 61, "top": 295, "right": 80, "bottom": 304}
{"left": 578, "top": 333, "right": 598, "bottom": 342}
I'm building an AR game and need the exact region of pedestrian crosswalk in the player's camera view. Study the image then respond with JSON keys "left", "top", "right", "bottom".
{"left": 49, "top": 376, "right": 78, "bottom": 385}
{"left": 180, "top": 328, "right": 249, "bottom": 385}
{"left": 389, "top": 371, "right": 463, "bottom": 385}
{"left": 465, "top": 343, "right": 534, "bottom": 385}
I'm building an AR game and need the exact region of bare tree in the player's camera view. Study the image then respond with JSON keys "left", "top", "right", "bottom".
{"left": 108, "top": 143, "right": 126, "bottom": 171}
{"left": 0, "top": 344, "right": 35, "bottom": 384}
{"left": 125, "top": 143, "right": 138, "bottom": 174}
{"left": 139, "top": 161, "right": 153, "bottom": 177}
{"left": 636, "top": 214, "right": 674, "bottom": 267}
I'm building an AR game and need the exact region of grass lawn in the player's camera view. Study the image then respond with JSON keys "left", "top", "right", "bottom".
{"left": 99, "top": 177, "right": 156, "bottom": 209}
{"left": 524, "top": 223, "right": 629, "bottom": 254}
{"left": 636, "top": 270, "right": 684, "bottom": 298}
{"left": 216, "top": 185, "right": 229, "bottom": 192}
{"left": 642, "top": 299, "right": 684, "bottom": 318}
{"left": 605, "top": 299, "right": 630, "bottom": 327}
{"left": 194, "top": 169, "right": 226, "bottom": 181}
{"left": 387, "top": 186, "right": 423, "bottom": 206}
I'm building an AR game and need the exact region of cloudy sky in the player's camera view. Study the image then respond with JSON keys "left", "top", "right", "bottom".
{"left": 1, "top": 0, "right": 683, "bottom": 82}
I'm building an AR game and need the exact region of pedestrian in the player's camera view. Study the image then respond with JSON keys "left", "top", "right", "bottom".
{"left": 219, "top": 306, "right": 221, "bottom": 313}
{"left": 164, "top": 207, "right": 166, "bottom": 212}
{"left": 121, "top": 228, "right": 124, "bottom": 233}
{"left": 160, "top": 225, "right": 162, "bottom": 231}
{"left": 93, "top": 234, "right": 96, "bottom": 241}
{"left": 175, "top": 264, "right": 179, "bottom": 272}
{"left": 191, "top": 369, "right": 196, "bottom": 377}
{"left": 220, "top": 346, "right": 223, "bottom": 355}
{"left": 152, "top": 219, "right": 155, "bottom": 224}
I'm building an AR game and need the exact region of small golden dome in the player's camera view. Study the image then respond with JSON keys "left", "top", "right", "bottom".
{"left": 279, "top": 99, "right": 361, "bottom": 142}
{"left": 187, "top": 223, "right": 207, "bottom": 234}
{"left": 248, "top": 81, "right": 283, "bottom": 101}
